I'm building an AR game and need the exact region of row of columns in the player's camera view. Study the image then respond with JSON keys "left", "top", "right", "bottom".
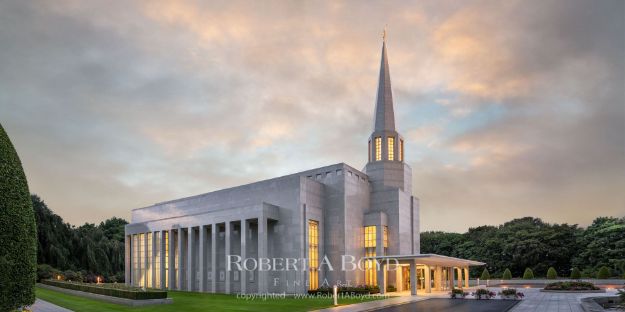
{"left": 377, "top": 263, "right": 471, "bottom": 296}
{"left": 128, "top": 216, "right": 268, "bottom": 294}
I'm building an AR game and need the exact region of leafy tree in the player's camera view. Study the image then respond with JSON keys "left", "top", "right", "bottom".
{"left": 570, "top": 267, "right": 581, "bottom": 279}
{"left": 523, "top": 268, "right": 534, "bottom": 279}
{"left": 480, "top": 268, "right": 490, "bottom": 280}
{"left": 597, "top": 266, "right": 611, "bottom": 279}
{"left": 0, "top": 123, "right": 37, "bottom": 310}
{"left": 502, "top": 268, "right": 512, "bottom": 280}
{"left": 547, "top": 267, "right": 557, "bottom": 279}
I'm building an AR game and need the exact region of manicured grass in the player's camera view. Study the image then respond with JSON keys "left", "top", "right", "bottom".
{"left": 36, "top": 286, "right": 385, "bottom": 312}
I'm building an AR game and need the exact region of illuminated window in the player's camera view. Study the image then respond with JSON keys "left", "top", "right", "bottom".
{"left": 388, "top": 137, "right": 395, "bottom": 161}
{"left": 308, "top": 220, "right": 319, "bottom": 290}
{"left": 146, "top": 232, "right": 152, "bottom": 288}
{"left": 364, "top": 226, "right": 377, "bottom": 286}
{"left": 375, "top": 137, "right": 382, "bottom": 161}
{"left": 139, "top": 233, "right": 144, "bottom": 286}
{"left": 399, "top": 139, "right": 404, "bottom": 161}
{"left": 383, "top": 226, "right": 388, "bottom": 255}
{"left": 164, "top": 231, "right": 169, "bottom": 288}
{"left": 154, "top": 232, "right": 161, "bottom": 288}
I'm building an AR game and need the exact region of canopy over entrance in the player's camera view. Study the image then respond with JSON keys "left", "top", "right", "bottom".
{"left": 367, "top": 254, "right": 485, "bottom": 295}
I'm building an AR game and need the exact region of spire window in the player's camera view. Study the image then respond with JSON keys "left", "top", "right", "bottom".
{"left": 387, "top": 137, "right": 395, "bottom": 161}
{"left": 375, "top": 137, "right": 382, "bottom": 161}
{"left": 399, "top": 139, "right": 404, "bottom": 162}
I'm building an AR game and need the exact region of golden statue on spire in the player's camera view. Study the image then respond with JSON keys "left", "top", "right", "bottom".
{"left": 382, "top": 26, "right": 387, "bottom": 42}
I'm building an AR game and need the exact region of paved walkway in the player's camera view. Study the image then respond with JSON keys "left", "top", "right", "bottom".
{"left": 372, "top": 298, "right": 519, "bottom": 312}
{"left": 313, "top": 295, "right": 428, "bottom": 312}
{"left": 29, "top": 299, "right": 73, "bottom": 312}
{"left": 509, "top": 288, "right": 619, "bottom": 312}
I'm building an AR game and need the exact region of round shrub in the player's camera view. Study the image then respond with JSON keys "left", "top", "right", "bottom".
{"left": 502, "top": 268, "right": 512, "bottom": 280}
{"left": 0, "top": 123, "right": 37, "bottom": 311}
{"left": 570, "top": 267, "right": 581, "bottom": 279}
{"left": 481, "top": 268, "right": 490, "bottom": 280}
{"left": 523, "top": 268, "right": 534, "bottom": 279}
{"left": 597, "top": 266, "right": 611, "bottom": 279}
{"left": 547, "top": 267, "right": 557, "bottom": 279}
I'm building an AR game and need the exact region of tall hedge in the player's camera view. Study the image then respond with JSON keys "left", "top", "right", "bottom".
{"left": 0, "top": 123, "right": 37, "bottom": 310}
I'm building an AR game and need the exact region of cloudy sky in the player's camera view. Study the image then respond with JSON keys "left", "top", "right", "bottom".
{"left": 1, "top": 0, "right": 623, "bottom": 232}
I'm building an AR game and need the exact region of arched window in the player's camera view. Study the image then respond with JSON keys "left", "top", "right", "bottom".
{"left": 399, "top": 139, "right": 404, "bottom": 161}
{"left": 375, "top": 137, "right": 382, "bottom": 161}
{"left": 368, "top": 140, "right": 372, "bottom": 162}
{"left": 387, "top": 137, "right": 395, "bottom": 161}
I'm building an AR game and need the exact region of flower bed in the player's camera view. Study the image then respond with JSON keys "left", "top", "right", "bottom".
{"left": 498, "top": 288, "right": 524, "bottom": 300}
{"left": 472, "top": 288, "right": 496, "bottom": 300}
{"left": 308, "top": 285, "right": 380, "bottom": 295}
{"left": 41, "top": 280, "right": 167, "bottom": 300}
{"left": 450, "top": 288, "right": 468, "bottom": 299}
{"left": 544, "top": 281, "right": 600, "bottom": 291}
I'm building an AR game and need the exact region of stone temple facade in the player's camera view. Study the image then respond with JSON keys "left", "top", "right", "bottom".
{"left": 125, "top": 36, "right": 483, "bottom": 295}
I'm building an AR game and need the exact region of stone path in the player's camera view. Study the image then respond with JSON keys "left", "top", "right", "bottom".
{"left": 29, "top": 299, "right": 73, "bottom": 312}
{"left": 509, "top": 288, "right": 619, "bottom": 312}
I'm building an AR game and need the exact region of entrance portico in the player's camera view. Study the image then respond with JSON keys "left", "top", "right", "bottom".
{"left": 371, "top": 254, "right": 484, "bottom": 296}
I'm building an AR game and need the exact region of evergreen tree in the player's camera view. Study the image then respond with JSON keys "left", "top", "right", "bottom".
{"left": 502, "top": 268, "right": 512, "bottom": 280}
{"left": 0, "top": 123, "right": 37, "bottom": 310}
{"left": 546, "top": 267, "right": 557, "bottom": 279}
{"left": 480, "top": 268, "right": 490, "bottom": 280}
{"left": 597, "top": 266, "right": 611, "bottom": 279}
{"left": 523, "top": 268, "right": 534, "bottom": 279}
{"left": 570, "top": 267, "right": 581, "bottom": 279}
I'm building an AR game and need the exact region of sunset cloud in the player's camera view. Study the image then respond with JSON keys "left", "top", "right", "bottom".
{"left": 0, "top": 0, "right": 623, "bottom": 231}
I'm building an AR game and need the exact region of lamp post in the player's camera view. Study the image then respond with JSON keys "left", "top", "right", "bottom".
{"left": 333, "top": 285, "right": 338, "bottom": 306}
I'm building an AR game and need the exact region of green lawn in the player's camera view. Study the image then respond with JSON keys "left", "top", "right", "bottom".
{"left": 36, "top": 286, "right": 384, "bottom": 312}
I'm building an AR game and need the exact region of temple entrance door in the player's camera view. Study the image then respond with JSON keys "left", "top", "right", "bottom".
{"left": 401, "top": 266, "right": 410, "bottom": 291}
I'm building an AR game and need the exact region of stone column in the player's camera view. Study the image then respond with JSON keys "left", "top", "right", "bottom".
{"left": 144, "top": 232, "right": 148, "bottom": 288}
{"left": 457, "top": 267, "right": 462, "bottom": 288}
{"left": 199, "top": 226, "right": 206, "bottom": 292}
{"left": 188, "top": 227, "right": 195, "bottom": 291}
{"left": 377, "top": 261, "right": 386, "bottom": 294}
{"left": 240, "top": 219, "right": 248, "bottom": 294}
{"left": 449, "top": 267, "right": 455, "bottom": 290}
{"left": 225, "top": 221, "right": 231, "bottom": 294}
{"left": 464, "top": 267, "right": 469, "bottom": 288}
{"left": 125, "top": 235, "right": 131, "bottom": 286}
{"left": 160, "top": 231, "right": 166, "bottom": 290}
{"left": 424, "top": 265, "right": 431, "bottom": 293}
{"left": 168, "top": 230, "right": 175, "bottom": 290}
{"left": 434, "top": 266, "right": 441, "bottom": 291}
{"left": 177, "top": 228, "right": 184, "bottom": 290}
{"left": 409, "top": 260, "right": 417, "bottom": 295}
{"left": 258, "top": 216, "right": 268, "bottom": 293}
{"left": 211, "top": 224, "right": 217, "bottom": 293}
{"left": 152, "top": 232, "right": 157, "bottom": 288}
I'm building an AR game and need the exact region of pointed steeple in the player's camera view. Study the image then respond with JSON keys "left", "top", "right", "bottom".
{"left": 373, "top": 30, "right": 395, "bottom": 132}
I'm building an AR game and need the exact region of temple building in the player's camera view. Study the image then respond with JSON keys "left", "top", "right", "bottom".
{"left": 124, "top": 34, "right": 483, "bottom": 295}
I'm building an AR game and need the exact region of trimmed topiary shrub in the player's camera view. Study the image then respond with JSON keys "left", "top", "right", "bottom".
{"left": 502, "top": 269, "right": 512, "bottom": 280}
{"left": 480, "top": 268, "right": 490, "bottom": 280}
{"left": 547, "top": 267, "right": 557, "bottom": 279}
{"left": 523, "top": 268, "right": 534, "bottom": 279}
{"left": 597, "top": 266, "right": 611, "bottom": 279}
{"left": 570, "top": 267, "right": 581, "bottom": 279}
{"left": 0, "top": 123, "right": 37, "bottom": 311}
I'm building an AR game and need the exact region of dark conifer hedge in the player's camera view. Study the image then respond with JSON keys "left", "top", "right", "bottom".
{"left": 0, "top": 123, "right": 37, "bottom": 310}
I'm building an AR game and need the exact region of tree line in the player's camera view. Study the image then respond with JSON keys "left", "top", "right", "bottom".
{"left": 33, "top": 195, "right": 127, "bottom": 282}
{"left": 421, "top": 216, "right": 625, "bottom": 279}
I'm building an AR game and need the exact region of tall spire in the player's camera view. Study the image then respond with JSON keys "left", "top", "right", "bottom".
{"left": 373, "top": 28, "right": 395, "bottom": 132}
